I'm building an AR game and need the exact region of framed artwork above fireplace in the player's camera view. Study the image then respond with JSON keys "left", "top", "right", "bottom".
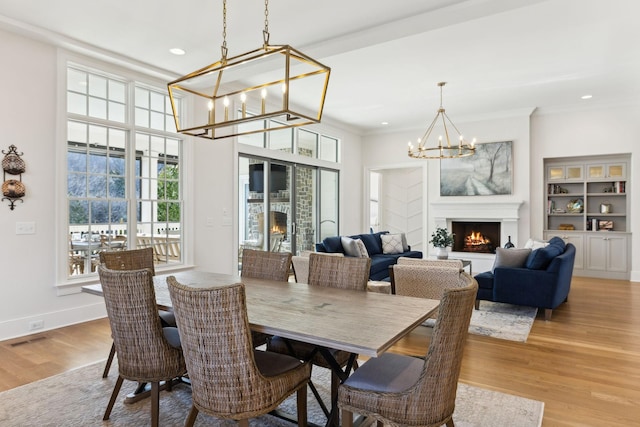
{"left": 440, "top": 141, "right": 513, "bottom": 196}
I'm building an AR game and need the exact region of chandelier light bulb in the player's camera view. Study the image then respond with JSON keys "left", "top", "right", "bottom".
{"left": 223, "top": 96, "right": 230, "bottom": 121}
{"left": 208, "top": 100, "right": 215, "bottom": 125}
{"left": 240, "top": 93, "right": 247, "bottom": 118}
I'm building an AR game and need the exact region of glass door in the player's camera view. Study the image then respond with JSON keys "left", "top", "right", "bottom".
{"left": 238, "top": 156, "right": 338, "bottom": 270}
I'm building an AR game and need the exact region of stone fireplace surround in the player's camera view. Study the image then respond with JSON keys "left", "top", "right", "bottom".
{"left": 431, "top": 201, "right": 523, "bottom": 273}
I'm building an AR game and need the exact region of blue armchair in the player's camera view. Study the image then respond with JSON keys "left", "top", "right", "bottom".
{"left": 474, "top": 238, "right": 576, "bottom": 320}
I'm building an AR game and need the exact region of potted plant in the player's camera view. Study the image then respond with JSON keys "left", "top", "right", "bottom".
{"left": 429, "top": 226, "right": 455, "bottom": 259}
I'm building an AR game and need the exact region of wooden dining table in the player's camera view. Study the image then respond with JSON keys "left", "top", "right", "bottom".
{"left": 83, "top": 270, "right": 439, "bottom": 426}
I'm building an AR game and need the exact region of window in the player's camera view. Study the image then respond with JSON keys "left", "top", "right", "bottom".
{"left": 66, "top": 65, "right": 183, "bottom": 278}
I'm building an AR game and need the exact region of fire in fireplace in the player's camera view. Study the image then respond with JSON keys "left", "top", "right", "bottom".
{"left": 452, "top": 221, "right": 500, "bottom": 254}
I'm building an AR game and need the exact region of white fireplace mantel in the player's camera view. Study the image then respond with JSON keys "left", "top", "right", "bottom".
{"left": 430, "top": 200, "right": 524, "bottom": 222}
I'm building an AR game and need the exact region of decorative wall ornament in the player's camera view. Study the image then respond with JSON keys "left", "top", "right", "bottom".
{"left": 2, "top": 145, "right": 25, "bottom": 210}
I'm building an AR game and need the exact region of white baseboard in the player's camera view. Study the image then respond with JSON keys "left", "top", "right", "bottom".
{"left": 0, "top": 302, "right": 107, "bottom": 341}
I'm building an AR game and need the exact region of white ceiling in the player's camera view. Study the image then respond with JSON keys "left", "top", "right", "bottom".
{"left": 1, "top": 0, "right": 639, "bottom": 135}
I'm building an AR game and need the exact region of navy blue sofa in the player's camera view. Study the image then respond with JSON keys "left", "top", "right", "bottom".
{"left": 315, "top": 231, "right": 422, "bottom": 281}
{"left": 474, "top": 237, "right": 576, "bottom": 320}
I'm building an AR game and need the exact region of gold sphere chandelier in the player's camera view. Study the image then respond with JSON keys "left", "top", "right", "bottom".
{"left": 407, "top": 82, "right": 476, "bottom": 159}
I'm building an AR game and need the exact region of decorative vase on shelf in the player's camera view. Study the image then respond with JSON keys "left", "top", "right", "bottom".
{"left": 436, "top": 247, "right": 449, "bottom": 260}
{"left": 504, "top": 236, "right": 515, "bottom": 249}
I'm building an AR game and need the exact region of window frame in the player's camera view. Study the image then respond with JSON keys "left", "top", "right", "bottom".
{"left": 56, "top": 52, "right": 190, "bottom": 290}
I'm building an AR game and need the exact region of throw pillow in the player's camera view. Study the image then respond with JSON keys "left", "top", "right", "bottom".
{"left": 524, "top": 238, "right": 549, "bottom": 250}
{"left": 322, "top": 236, "right": 344, "bottom": 253}
{"left": 381, "top": 234, "right": 404, "bottom": 254}
{"left": 492, "top": 247, "right": 532, "bottom": 272}
{"left": 340, "top": 236, "right": 361, "bottom": 257}
{"left": 525, "top": 244, "right": 563, "bottom": 270}
{"left": 354, "top": 239, "right": 369, "bottom": 258}
{"left": 400, "top": 233, "right": 409, "bottom": 251}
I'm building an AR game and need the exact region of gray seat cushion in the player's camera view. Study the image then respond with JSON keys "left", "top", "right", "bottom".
{"left": 254, "top": 348, "right": 305, "bottom": 377}
{"left": 342, "top": 352, "right": 423, "bottom": 393}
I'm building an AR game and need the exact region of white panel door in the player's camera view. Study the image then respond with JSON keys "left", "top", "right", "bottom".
{"left": 380, "top": 168, "right": 423, "bottom": 252}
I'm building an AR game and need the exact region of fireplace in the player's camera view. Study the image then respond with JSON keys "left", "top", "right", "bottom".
{"left": 258, "top": 211, "right": 288, "bottom": 239}
{"left": 452, "top": 221, "right": 500, "bottom": 254}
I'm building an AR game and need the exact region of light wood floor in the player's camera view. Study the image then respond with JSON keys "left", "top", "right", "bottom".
{"left": 1, "top": 276, "right": 639, "bottom": 425}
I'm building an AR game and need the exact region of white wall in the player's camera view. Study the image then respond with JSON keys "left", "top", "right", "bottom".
{"left": 531, "top": 106, "right": 640, "bottom": 281}
{"left": 362, "top": 111, "right": 533, "bottom": 254}
{"left": 0, "top": 30, "right": 108, "bottom": 340}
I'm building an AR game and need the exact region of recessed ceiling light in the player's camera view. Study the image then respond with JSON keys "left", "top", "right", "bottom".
{"left": 381, "top": 121, "right": 389, "bottom": 125}
{"left": 169, "top": 48, "right": 186, "bottom": 56}
{"left": 581, "top": 94, "right": 592, "bottom": 100}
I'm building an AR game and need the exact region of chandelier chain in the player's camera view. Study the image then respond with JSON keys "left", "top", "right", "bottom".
{"left": 263, "top": 0, "right": 270, "bottom": 46}
{"left": 221, "top": 0, "right": 228, "bottom": 60}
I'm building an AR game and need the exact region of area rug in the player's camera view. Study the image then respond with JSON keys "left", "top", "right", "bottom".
{"left": 0, "top": 360, "right": 543, "bottom": 426}
{"left": 424, "top": 300, "right": 537, "bottom": 342}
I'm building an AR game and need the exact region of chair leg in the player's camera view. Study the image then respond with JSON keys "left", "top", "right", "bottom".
{"left": 239, "top": 420, "right": 250, "bottom": 427}
{"left": 103, "top": 375, "right": 124, "bottom": 420}
{"left": 446, "top": 419, "right": 455, "bottom": 427}
{"left": 102, "top": 342, "right": 116, "bottom": 378}
{"left": 341, "top": 409, "right": 354, "bottom": 427}
{"left": 185, "top": 405, "right": 199, "bottom": 427}
{"left": 297, "top": 384, "right": 308, "bottom": 427}
{"left": 151, "top": 382, "right": 160, "bottom": 427}
{"left": 474, "top": 300, "right": 480, "bottom": 310}
{"left": 377, "top": 421, "right": 384, "bottom": 427}
{"left": 545, "top": 308, "right": 552, "bottom": 321}
{"left": 329, "top": 372, "right": 340, "bottom": 426}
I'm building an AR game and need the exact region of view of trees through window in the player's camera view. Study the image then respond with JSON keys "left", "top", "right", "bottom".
{"left": 66, "top": 65, "right": 183, "bottom": 277}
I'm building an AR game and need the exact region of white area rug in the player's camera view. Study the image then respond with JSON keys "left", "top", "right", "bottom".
{"left": 424, "top": 301, "right": 538, "bottom": 342}
{"left": 0, "top": 360, "right": 543, "bottom": 426}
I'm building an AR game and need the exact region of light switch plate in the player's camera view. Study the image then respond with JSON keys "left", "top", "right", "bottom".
{"left": 16, "top": 221, "right": 36, "bottom": 234}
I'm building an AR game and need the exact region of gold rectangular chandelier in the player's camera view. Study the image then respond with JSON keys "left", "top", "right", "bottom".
{"left": 167, "top": 0, "right": 330, "bottom": 141}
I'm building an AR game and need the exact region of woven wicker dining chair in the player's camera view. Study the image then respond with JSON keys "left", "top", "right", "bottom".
{"left": 241, "top": 248, "right": 292, "bottom": 347}
{"left": 392, "top": 264, "right": 464, "bottom": 319}
{"left": 338, "top": 273, "right": 478, "bottom": 427}
{"left": 98, "top": 266, "right": 187, "bottom": 427}
{"left": 99, "top": 247, "right": 176, "bottom": 378}
{"left": 397, "top": 257, "right": 464, "bottom": 269}
{"left": 267, "top": 253, "right": 371, "bottom": 425}
{"left": 167, "top": 278, "right": 311, "bottom": 427}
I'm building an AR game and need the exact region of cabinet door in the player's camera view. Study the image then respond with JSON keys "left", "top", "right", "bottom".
{"left": 606, "top": 163, "right": 626, "bottom": 180}
{"left": 606, "top": 235, "right": 628, "bottom": 272}
{"left": 586, "top": 235, "right": 608, "bottom": 271}
{"left": 547, "top": 166, "right": 565, "bottom": 181}
{"left": 588, "top": 163, "right": 626, "bottom": 180}
{"left": 548, "top": 165, "right": 583, "bottom": 181}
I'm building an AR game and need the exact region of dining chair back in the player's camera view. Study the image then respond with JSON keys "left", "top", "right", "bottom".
{"left": 338, "top": 273, "right": 478, "bottom": 427}
{"left": 99, "top": 247, "right": 155, "bottom": 275}
{"left": 98, "top": 266, "right": 186, "bottom": 427}
{"left": 392, "top": 264, "right": 463, "bottom": 299}
{"left": 392, "top": 264, "right": 464, "bottom": 320}
{"left": 167, "top": 278, "right": 311, "bottom": 427}
{"left": 98, "top": 247, "right": 161, "bottom": 378}
{"left": 241, "top": 248, "right": 292, "bottom": 347}
{"left": 241, "top": 248, "right": 292, "bottom": 281}
{"left": 397, "top": 257, "right": 464, "bottom": 269}
{"left": 307, "top": 252, "right": 371, "bottom": 291}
